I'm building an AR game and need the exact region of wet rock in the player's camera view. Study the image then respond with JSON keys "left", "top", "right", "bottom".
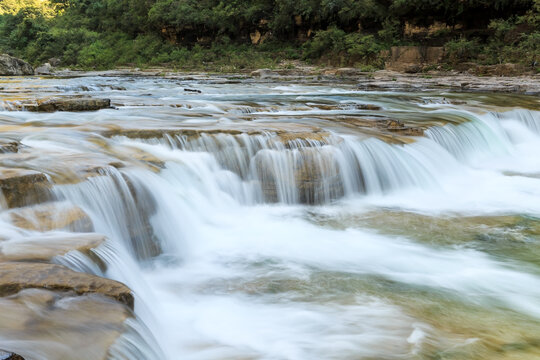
{"left": 0, "top": 141, "right": 19, "bottom": 154}
{"left": 0, "top": 350, "right": 24, "bottom": 360}
{"left": 27, "top": 97, "right": 111, "bottom": 112}
{"left": 184, "top": 88, "right": 201, "bottom": 93}
{"left": 101, "top": 122, "right": 332, "bottom": 149}
{"left": 6, "top": 202, "right": 93, "bottom": 232}
{"left": 383, "top": 119, "right": 424, "bottom": 136}
{"left": 257, "top": 148, "right": 343, "bottom": 204}
{"left": 0, "top": 262, "right": 134, "bottom": 309}
{"left": 0, "top": 289, "right": 130, "bottom": 360}
{"left": 0, "top": 233, "right": 104, "bottom": 262}
{"left": 250, "top": 69, "right": 278, "bottom": 78}
{"left": 0, "top": 54, "right": 34, "bottom": 76}
{"left": 0, "top": 167, "right": 51, "bottom": 208}
{"left": 35, "top": 63, "right": 53, "bottom": 75}
{"left": 313, "top": 104, "right": 381, "bottom": 111}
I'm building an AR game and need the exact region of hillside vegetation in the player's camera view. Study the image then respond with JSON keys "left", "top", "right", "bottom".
{"left": 0, "top": 0, "right": 538, "bottom": 71}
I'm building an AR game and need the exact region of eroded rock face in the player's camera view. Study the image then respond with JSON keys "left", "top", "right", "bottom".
{"left": 385, "top": 46, "right": 444, "bottom": 73}
{"left": 0, "top": 233, "right": 104, "bottom": 262}
{"left": 26, "top": 97, "right": 111, "bottom": 112}
{"left": 0, "top": 167, "right": 51, "bottom": 208}
{"left": 0, "top": 262, "right": 134, "bottom": 309}
{"left": 0, "top": 54, "right": 34, "bottom": 76}
{"left": 0, "top": 289, "right": 130, "bottom": 360}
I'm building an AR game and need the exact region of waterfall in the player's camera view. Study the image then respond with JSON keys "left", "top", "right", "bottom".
{"left": 3, "top": 75, "right": 540, "bottom": 360}
{"left": 425, "top": 111, "right": 512, "bottom": 162}
{"left": 494, "top": 109, "right": 540, "bottom": 134}
{"left": 53, "top": 167, "right": 164, "bottom": 260}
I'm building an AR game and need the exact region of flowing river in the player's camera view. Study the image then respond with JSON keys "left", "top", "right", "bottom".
{"left": 0, "top": 74, "right": 539, "bottom": 359}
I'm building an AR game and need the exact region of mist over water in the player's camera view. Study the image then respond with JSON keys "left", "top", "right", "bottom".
{"left": 1, "top": 76, "right": 540, "bottom": 359}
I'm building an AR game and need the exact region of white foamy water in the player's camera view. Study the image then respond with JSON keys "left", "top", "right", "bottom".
{"left": 1, "top": 76, "right": 540, "bottom": 359}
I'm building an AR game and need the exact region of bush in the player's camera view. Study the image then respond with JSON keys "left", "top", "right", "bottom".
{"left": 445, "top": 38, "right": 480, "bottom": 63}
{"left": 345, "top": 34, "right": 384, "bottom": 63}
{"left": 303, "top": 27, "right": 347, "bottom": 60}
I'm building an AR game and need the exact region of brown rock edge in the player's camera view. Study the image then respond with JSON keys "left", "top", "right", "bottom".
{"left": 0, "top": 262, "right": 134, "bottom": 310}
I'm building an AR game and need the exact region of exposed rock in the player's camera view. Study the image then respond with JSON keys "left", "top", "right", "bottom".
{"left": 383, "top": 119, "right": 425, "bottom": 136}
{"left": 0, "top": 233, "right": 104, "bottom": 262}
{"left": 0, "top": 289, "right": 130, "bottom": 360}
{"left": 356, "top": 71, "right": 540, "bottom": 96}
{"left": 385, "top": 46, "right": 444, "bottom": 72}
{"left": 0, "top": 350, "right": 24, "bottom": 360}
{"left": 101, "top": 122, "right": 332, "bottom": 149}
{"left": 0, "top": 141, "right": 19, "bottom": 154}
{"left": 26, "top": 97, "right": 111, "bottom": 112}
{"left": 48, "top": 57, "right": 61, "bottom": 67}
{"left": 0, "top": 262, "right": 134, "bottom": 309}
{"left": 250, "top": 30, "right": 262, "bottom": 45}
{"left": 0, "top": 54, "right": 34, "bottom": 76}
{"left": 476, "top": 63, "right": 527, "bottom": 77}
{"left": 335, "top": 68, "right": 362, "bottom": 77}
{"left": 35, "top": 63, "right": 53, "bottom": 75}
{"left": 330, "top": 116, "right": 424, "bottom": 138}
{"left": 6, "top": 202, "right": 93, "bottom": 232}
{"left": 250, "top": 69, "right": 279, "bottom": 78}
{"left": 0, "top": 167, "right": 50, "bottom": 208}
{"left": 257, "top": 148, "right": 343, "bottom": 204}
{"left": 313, "top": 104, "right": 381, "bottom": 111}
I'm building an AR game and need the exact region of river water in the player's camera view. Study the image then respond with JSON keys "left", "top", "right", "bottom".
{"left": 1, "top": 75, "right": 540, "bottom": 359}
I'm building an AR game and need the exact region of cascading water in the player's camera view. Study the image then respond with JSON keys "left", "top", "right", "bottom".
{"left": 1, "top": 76, "right": 540, "bottom": 359}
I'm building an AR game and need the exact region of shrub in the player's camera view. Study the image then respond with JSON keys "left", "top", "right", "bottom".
{"left": 303, "top": 27, "right": 346, "bottom": 60}
{"left": 445, "top": 38, "right": 480, "bottom": 63}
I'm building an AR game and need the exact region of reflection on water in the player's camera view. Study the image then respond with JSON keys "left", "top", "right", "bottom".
{"left": 0, "top": 75, "right": 540, "bottom": 359}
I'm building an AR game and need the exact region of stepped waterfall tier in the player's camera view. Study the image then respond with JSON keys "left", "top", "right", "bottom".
{"left": 0, "top": 75, "right": 539, "bottom": 360}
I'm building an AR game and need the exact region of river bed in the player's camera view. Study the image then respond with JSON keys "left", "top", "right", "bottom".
{"left": 0, "top": 74, "right": 539, "bottom": 360}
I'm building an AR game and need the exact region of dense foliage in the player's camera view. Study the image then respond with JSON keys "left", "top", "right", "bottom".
{"left": 0, "top": 0, "right": 538, "bottom": 70}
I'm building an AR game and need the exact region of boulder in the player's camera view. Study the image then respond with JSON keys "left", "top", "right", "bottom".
{"left": 250, "top": 69, "right": 278, "bottom": 78}
{"left": 0, "top": 54, "right": 34, "bottom": 76}
{"left": 48, "top": 57, "right": 61, "bottom": 67}
{"left": 0, "top": 167, "right": 51, "bottom": 208}
{"left": 6, "top": 202, "right": 93, "bottom": 232}
{"left": 26, "top": 97, "right": 111, "bottom": 112}
{"left": 0, "top": 233, "right": 104, "bottom": 262}
{"left": 0, "top": 262, "right": 134, "bottom": 309}
{"left": 35, "top": 63, "right": 52, "bottom": 75}
{"left": 0, "top": 289, "right": 131, "bottom": 360}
